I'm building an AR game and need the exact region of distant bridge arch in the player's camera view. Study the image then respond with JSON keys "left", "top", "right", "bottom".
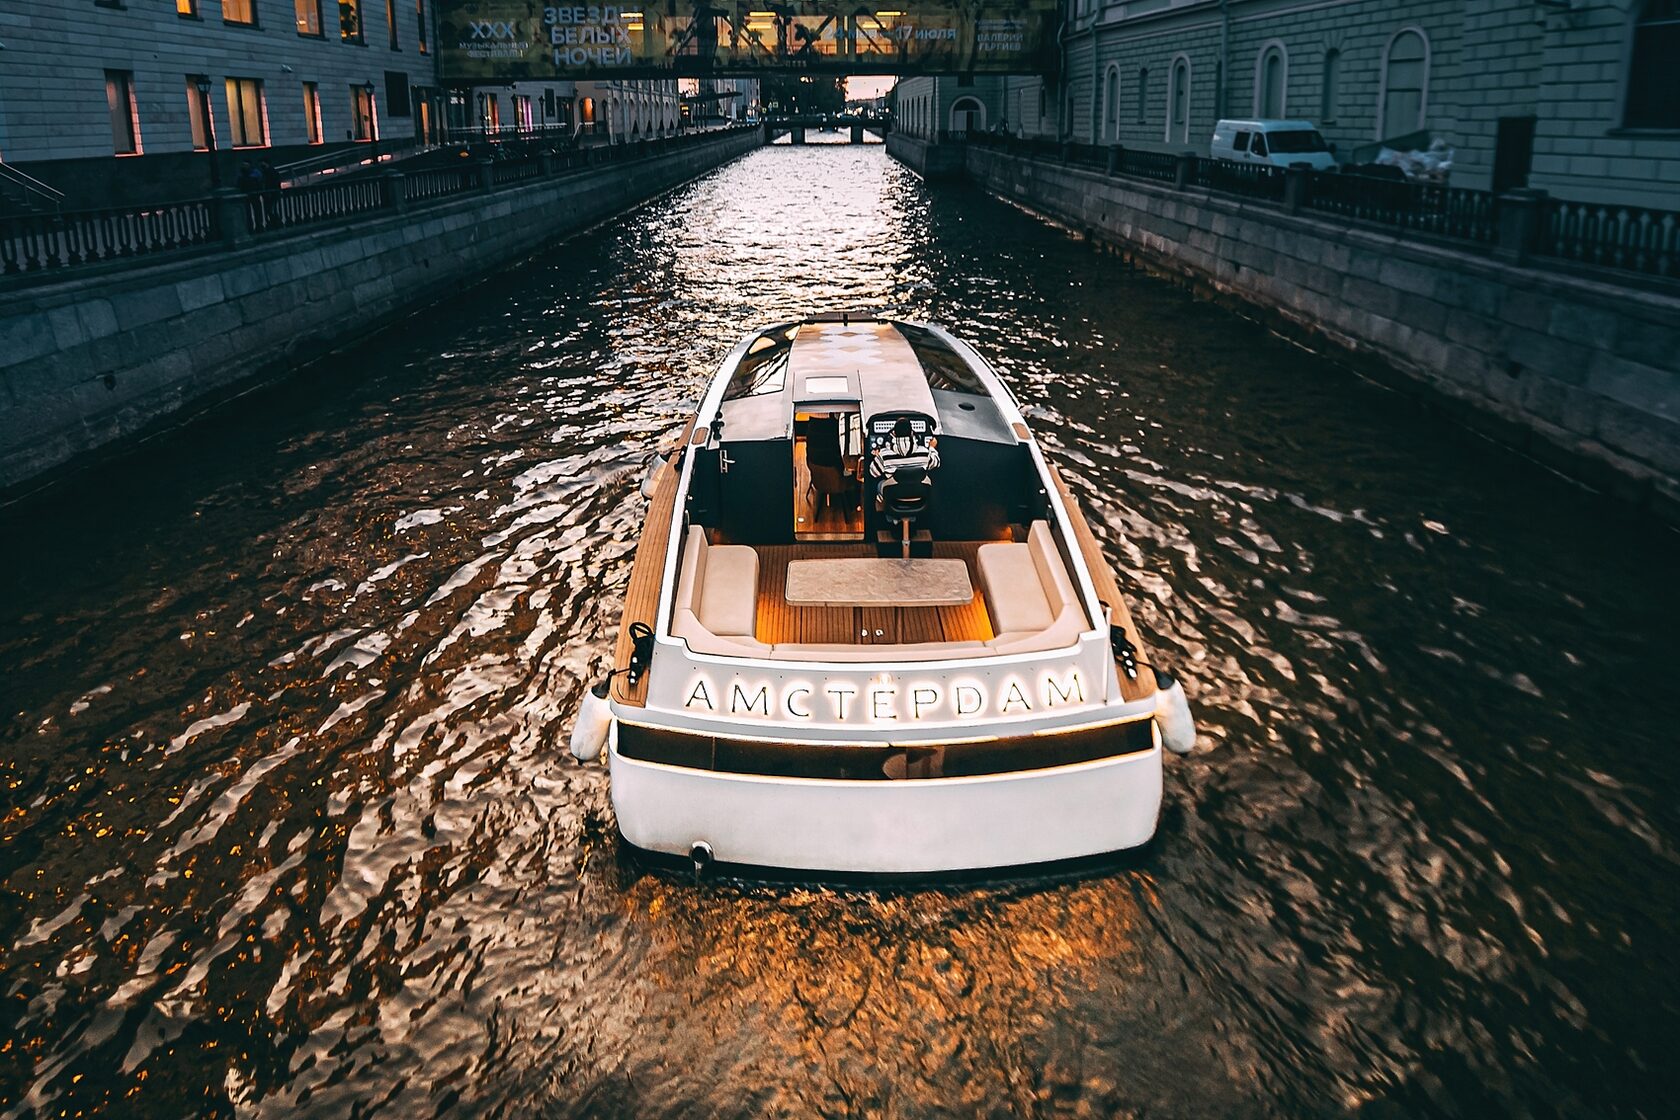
{"left": 764, "top": 115, "right": 892, "bottom": 145}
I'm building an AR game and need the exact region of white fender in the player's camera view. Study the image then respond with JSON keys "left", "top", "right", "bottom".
{"left": 569, "top": 683, "right": 613, "bottom": 762}
{"left": 1153, "top": 674, "right": 1196, "bottom": 755}
{"left": 640, "top": 450, "right": 673, "bottom": 499}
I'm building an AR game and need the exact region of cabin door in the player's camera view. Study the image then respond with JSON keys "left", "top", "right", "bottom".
{"left": 794, "top": 410, "right": 865, "bottom": 541}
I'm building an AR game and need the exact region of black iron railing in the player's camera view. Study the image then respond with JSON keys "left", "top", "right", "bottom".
{"left": 0, "top": 125, "right": 758, "bottom": 280}
{"left": 1301, "top": 173, "right": 1498, "bottom": 244}
{"left": 1191, "top": 157, "right": 1287, "bottom": 201}
{"left": 0, "top": 199, "right": 217, "bottom": 274}
{"left": 961, "top": 130, "right": 1673, "bottom": 280}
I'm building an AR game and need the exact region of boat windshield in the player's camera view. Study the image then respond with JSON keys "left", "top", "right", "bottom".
{"left": 724, "top": 326, "right": 798, "bottom": 400}
{"left": 898, "top": 324, "right": 987, "bottom": 395}
{"left": 1268, "top": 129, "right": 1328, "bottom": 153}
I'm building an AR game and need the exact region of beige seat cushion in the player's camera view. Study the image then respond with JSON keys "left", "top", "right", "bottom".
{"left": 977, "top": 542, "right": 1054, "bottom": 633}
{"left": 670, "top": 526, "right": 768, "bottom": 657}
{"left": 1027, "top": 521, "right": 1080, "bottom": 614}
{"left": 672, "top": 608, "right": 772, "bottom": 657}
{"left": 986, "top": 606, "right": 1085, "bottom": 655}
{"left": 699, "top": 544, "right": 759, "bottom": 637}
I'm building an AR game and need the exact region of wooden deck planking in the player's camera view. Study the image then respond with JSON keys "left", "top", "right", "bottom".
{"left": 612, "top": 457, "right": 681, "bottom": 706}
{"left": 752, "top": 542, "right": 993, "bottom": 645}
{"left": 1046, "top": 463, "right": 1158, "bottom": 703}
{"left": 931, "top": 542, "right": 994, "bottom": 643}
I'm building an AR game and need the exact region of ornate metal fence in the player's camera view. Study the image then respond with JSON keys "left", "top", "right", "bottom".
{"left": 1300, "top": 173, "right": 1498, "bottom": 244}
{"left": 246, "top": 176, "right": 386, "bottom": 234}
{"left": 491, "top": 156, "right": 546, "bottom": 186}
{"left": 405, "top": 163, "right": 479, "bottom": 203}
{"left": 0, "top": 199, "right": 217, "bottom": 275}
{"left": 1538, "top": 199, "right": 1679, "bottom": 279}
{"left": 1191, "top": 158, "right": 1286, "bottom": 201}
{"left": 1113, "top": 148, "right": 1178, "bottom": 184}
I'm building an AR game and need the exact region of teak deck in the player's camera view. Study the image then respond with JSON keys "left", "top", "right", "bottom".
{"left": 1048, "top": 463, "right": 1158, "bottom": 704}
{"left": 753, "top": 543, "right": 994, "bottom": 644}
{"left": 612, "top": 457, "right": 680, "bottom": 707}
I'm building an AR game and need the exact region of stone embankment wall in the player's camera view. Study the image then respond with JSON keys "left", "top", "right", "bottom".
{"left": 953, "top": 145, "right": 1680, "bottom": 523}
{"left": 885, "top": 133, "right": 966, "bottom": 181}
{"left": 0, "top": 129, "right": 761, "bottom": 493}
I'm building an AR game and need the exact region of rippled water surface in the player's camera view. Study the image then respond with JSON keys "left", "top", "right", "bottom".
{"left": 3, "top": 145, "right": 1677, "bottom": 1118}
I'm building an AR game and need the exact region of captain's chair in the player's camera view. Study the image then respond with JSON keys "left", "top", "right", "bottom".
{"left": 878, "top": 465, "right": 931, "bottom": 557}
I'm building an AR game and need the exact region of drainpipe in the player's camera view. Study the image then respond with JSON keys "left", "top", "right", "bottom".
{"left": 1218, "top": 0, "right": 1231, "bottom": 121}
{"left": 1090, "top": 7, "right": 1100, "bottom": 145}
{"left": 1056, "top": 1, "right": 1070, "bottom": 140}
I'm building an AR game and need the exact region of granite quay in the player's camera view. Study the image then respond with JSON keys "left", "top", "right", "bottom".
{"left": 0, "top": 125, "right": 762, "bottom": 494}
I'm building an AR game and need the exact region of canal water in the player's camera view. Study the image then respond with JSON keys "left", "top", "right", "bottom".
{"left": 2, "top": 144, "right": 1676, "bottom": 1119}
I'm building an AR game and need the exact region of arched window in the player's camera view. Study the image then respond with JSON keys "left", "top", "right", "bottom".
{"left": 1136, "top": 68, "right": 1148, "bottom": 124}
{"left": 1321, "top": 48, "right": 1341, "bottom": 122}
{"left": 1168, "top": 56, "right": 1191, "bottom": 144}
{"left": 1626, "top": 1, "right": 1680, "bottom": 127}
{"left": 1103, "top": 66, "right": 1120, "bottom": 140}
{"left": 1380, "top": 29, "right": 1429, "bottom": 139}
{"left": 1255, "top": 41, "right": 1287, "bottom": 117}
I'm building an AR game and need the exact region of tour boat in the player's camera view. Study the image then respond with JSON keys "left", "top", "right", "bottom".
{"left": 570, "top": 314, "right": 1194, "bottom": 875}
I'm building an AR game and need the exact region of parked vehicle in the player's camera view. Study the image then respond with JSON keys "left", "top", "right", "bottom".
{"left": 1210, "top": 119, "right": 1337, "bottom": 170}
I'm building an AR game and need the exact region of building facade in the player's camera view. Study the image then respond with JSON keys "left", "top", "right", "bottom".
{"left": 895, "top": 0, "right": 1679, "bottom": 207}
{"left": 0, "top": 2, "right": 691, "bottom": 208}
{"left": 0, "top": 1, "right": 443, "bottom": 204}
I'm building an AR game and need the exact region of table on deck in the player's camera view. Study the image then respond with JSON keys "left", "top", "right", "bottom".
{"left": 784, "top": 557, "right": 974, "bottom": 608}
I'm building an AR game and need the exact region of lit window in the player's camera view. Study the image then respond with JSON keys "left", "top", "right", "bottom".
{"left": 416, "top": 0, "right": 429, "bottom": 53}
{"left": 351, "top": 84, "right": 378, "bottom": 140}
{"left": 178, "top": 0, "right": 199, "bottom": 16}
{"left": 387, "top": 0, "right": 399, "bottom": 49}
{"left": 185, "top": 76, "right": 213, "bottom": 150}
{"left": 106, "top": 69, "right": 140, "bottom": 154}
{"left": 303, "top": 82, "right": 324, "bottom": 144}
{"left": 1625, "top": 0, "right": 1680, "bottom": 128}
{"left": 340, "top": 0, "right": 364, "bottom": 42}
{"left": 295, "top": 0, "right": 322, "bottom": 35}
{"left": 222, "top": 0, "right": 256, "bottom": 25}
{"left": 225, "top": 77, "right": 267, "bottom": 146}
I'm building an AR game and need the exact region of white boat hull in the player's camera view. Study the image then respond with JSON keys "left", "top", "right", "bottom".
{"left": 606, "top": 723, "right": 1164, "bottom": 874}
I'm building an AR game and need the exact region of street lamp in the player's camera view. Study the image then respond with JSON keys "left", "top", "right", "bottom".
{"left": 193, "top": 74, "right": 221, "bottom": 189}
{"left": 361, "top": 79, "right": 379, "bottom": 162}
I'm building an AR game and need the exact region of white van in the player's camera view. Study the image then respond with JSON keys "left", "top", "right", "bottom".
{"left": 1209, "top": 119, "right": 1338, "bottom": 170}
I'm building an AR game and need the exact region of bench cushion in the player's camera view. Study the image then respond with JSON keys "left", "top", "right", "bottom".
{"left": 698, "top": 544, "right": 759, "bottom": 637}
{"left": 977, "top": 542, "right": 1055, "bottom": 634}
{"left": 672, "top": 608, "right": 772, "bottom": 657}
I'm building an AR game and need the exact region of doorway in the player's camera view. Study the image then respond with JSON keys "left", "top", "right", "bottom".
{"left": 949, "top": 97, "right": 985, "bottom": 135}
{"left": 794, "top": 410, "right": 865, "bottom": 541}
{"left": 1492, "top": 115, "right": 1536, "bottom": 194}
